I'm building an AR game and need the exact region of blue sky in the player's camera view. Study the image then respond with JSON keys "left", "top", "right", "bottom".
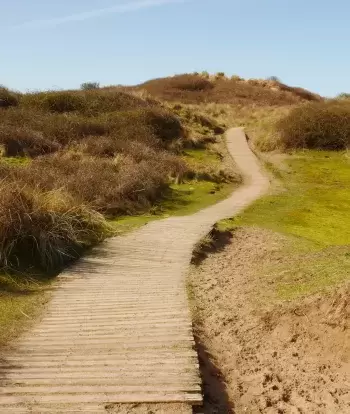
{"left": 1, "top": 0, "right": 349, "bottom": 96}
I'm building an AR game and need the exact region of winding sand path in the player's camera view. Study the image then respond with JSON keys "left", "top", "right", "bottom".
{"left": 0, "top": 128, "right": 269, "bottom": 413}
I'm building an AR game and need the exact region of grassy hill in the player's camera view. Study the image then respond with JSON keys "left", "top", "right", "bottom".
{"left": 132, "top": 73, "right": 321, "bottom": 105}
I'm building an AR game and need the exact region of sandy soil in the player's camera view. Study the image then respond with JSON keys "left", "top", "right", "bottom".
{"left": 189, "top": 227, "right": 350, "bottom": 414}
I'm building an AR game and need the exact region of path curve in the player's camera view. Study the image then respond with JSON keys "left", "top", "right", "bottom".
{"left": 0, "top": 128, "right": 269, "bottom": 413}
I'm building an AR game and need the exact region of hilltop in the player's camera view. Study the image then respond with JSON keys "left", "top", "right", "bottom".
{"left": 130, "top": 73, "right": 321, "bottom": 106}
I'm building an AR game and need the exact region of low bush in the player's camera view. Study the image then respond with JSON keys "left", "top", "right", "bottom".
{"left": 276, "top": 101, "right": 350, "bottom": 149}
{"left": 215, "top": 72, "right": 226, "bottom": 79}
{"left": 81, "top": 82, "right": 100, "bottom": 90}
{"left": 141, "top": 108, "right": 184, "bottom": 142}
{"left": 141, "top": 74, "right": 214, "bottom": 97}
{"left": 167, "top": 74, "right": 214, "bottom": 92}
{"left": 0, "top": 87, "right": 19, "bottom": 108}
{"left": 11, "top": 151, "right": 187, "bottom": 215}
{"left": 0, "top": 106, "right": 183, "bottom": 158}
{"left": 0, "top": 185, "right": 110, "bottom": 271}
{"left": 0, "top": 126, "right": 60, "bottom": 156}
{"left": 267, "top": 75, "right": 280, "bottom": 82}
{"left": 337, "top": 92, "right": 350, "bottom": 100}
{"left": 22, "top": 92, "right": 86, "bottom": 113}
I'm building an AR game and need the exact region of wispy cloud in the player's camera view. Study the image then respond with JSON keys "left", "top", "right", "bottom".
{"left": 11, "top": 0, "right": 186, "bottom": 30}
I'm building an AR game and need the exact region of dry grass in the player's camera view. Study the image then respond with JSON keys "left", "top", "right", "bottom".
{"left": 0, "top": 185, "right": 110, "bottom": 272}
{"left": 0, "top": 87, "right": 19, "bottom": 108}
{"left": 176, "top": 102, "right": 292, "bottom": 152}
{"left": 0, "top": 85, "right": 228, "bottom": 273}
{"left": 135, "top": 73, "right": 320, "bottom": 106}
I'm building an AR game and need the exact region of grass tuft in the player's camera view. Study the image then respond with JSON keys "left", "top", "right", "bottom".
{"left": 0, "top": 185, "right": 112, "bottom": 272}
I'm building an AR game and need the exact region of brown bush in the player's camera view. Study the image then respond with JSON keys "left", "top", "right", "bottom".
{"left": 276, "top": 101, "right": 350, "bottom": 149}
{"left": 0, "top": 126, "right": 60, "bottom": 156}
{"left": 97, "top": 108, "right": 184, "bottom": 147}
{"left": 13, "top": 151, "right": 187, "bottom": 215}
{"left": 0, "top": 87, "right": 19, "bottom": 108}
{"left": 22, "top": 91, "right": 86, "bottom": 113}
{"left": 0, "top": 107, "right": 183, "bottom": 157}
{"left": 167, "top": 74, "right": 214, "bottom": 91}
{"left": 81, "top": 89, "right": 152, "bottom": 115}
{"left": 21, "top": 89, "right": 154, "bottom": 116}
{"left": 0, "top": 184, "right": 110, "bottom": 271}
{"left": 140, "top": 108, "right": 184, "bottom": 142}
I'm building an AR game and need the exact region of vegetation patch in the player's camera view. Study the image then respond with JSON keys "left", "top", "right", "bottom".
{"left": 231, "top": 151, "right": 350, "bottom": 245}
{"left": 276, "top": 100, "right": 350, "bottom": 150}
{"left": 0, "top": 271, "right": 52, "bottom": 348}
{"left": 0, "top": 87, "right": 19, "bottom": 108}
{"left": 215, "top": 149, "right": 350, "bottom": 301}
{"left": 136, "top": 73, "right": 320, "bottom": 106}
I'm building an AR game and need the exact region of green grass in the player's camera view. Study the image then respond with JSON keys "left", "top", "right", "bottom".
{"left": 218, "top": 150, "right": 350, "bottom": 301}
{"left": 222, "top": 151, "right": 350, "bottom": 245}
{"left": 274, "top": 246, "right": 350, "bottom": 300}
{"left": 182, "top": 148, "right": 220, "bottom": 164}
{"left": 161, "top": 181, "right": 234, "bottom": 215}
{"left": 113, "top": 179, "right": 236, "bottom": 233}
{"left": 0, "top": 273, "right": 52, "bottom": 347}
{"left": 0, "top": 156, "right": 30, "bottom": 166}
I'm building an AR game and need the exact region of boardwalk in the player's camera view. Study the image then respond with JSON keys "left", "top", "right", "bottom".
{"left": 0, "top": 128, "right": 269, "bottom": 413}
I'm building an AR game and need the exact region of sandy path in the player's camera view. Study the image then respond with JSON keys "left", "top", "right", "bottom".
{"left": 0, "top": 128, "right": 269, "bottom": 413}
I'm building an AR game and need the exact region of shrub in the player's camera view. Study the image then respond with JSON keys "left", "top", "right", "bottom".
{"left": 0, "top": 185, "right": 110, "bottom": 271}
{"left": 22, "top": 92, "right": 85, "bottom": 113}
{"left": 17, "top": 152, "right": 187, "bottom": 215}
{"left": 142, "top": 108, "right": 184, "bottom": 142}
{"left": 81, "top": 82, "right": 100, "bottom": 90}
{"left": 0, "top": 87, "right": 19, "bottom": 108}
{"left": 171, "top": 75, "right": 213, "bottom": 92}
{"left": 337, "top": 92, "right": 350, "bottom": 100}
{"left": 42, "top": 92, "right": 85, "bottom": 113}
{"left": 267, "top": 76, "right": 281, "bottom": 82}
{"left": 276, "top": 101, "right": 350, "bottom": 149}
{"left": 215, "top": 72, "right": 226, "bottom": 79}
{"left": 0, "top": 126, "right": 60, "bottom": 156}
{"left": 79, "top": 136, "right": 122, "bottom": 158}
{"left": 81, "top": 90, "right": 151, "bottom": 115}
{"left": 143, "top": 75, "right": 214, "bottom": 93}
